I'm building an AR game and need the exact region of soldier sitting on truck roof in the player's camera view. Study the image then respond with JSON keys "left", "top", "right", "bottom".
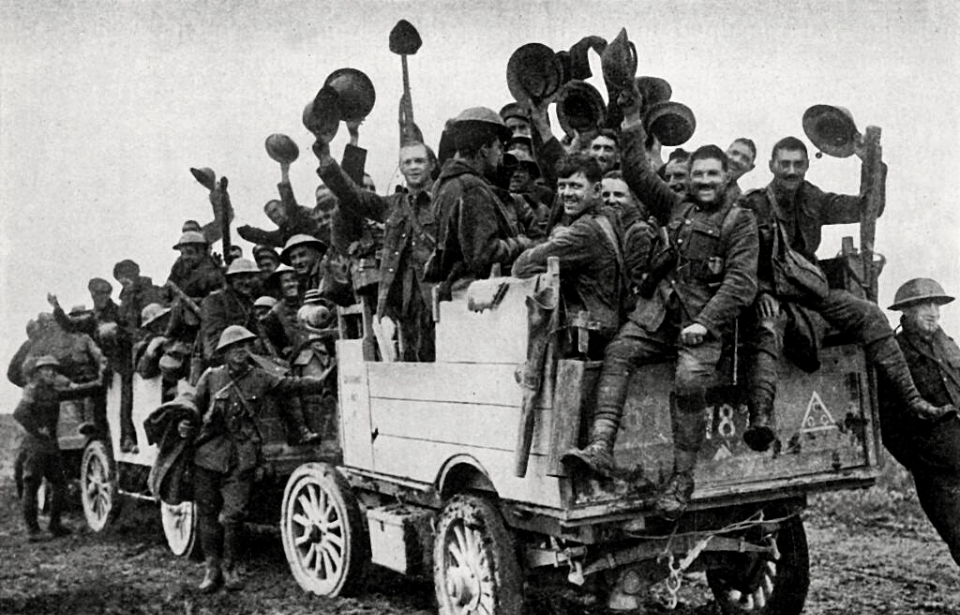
{"left": 563, "top": 83, "right": 760, "bottom": 522}
{"left": 737, "top": 137, "right": 955, "bottom": 452}
{"left": 15, "top": 355, "right": 103, "bottom": 541}
{"left": 315, "top": 129, "right": 438, "bottom": 361}
{"left": 513, "top": 153, "right": 625, "bottom": 359}
{"left": 427, "top": 107, "right": 536, "bottom": 296}
{"left": 177, "top": 325, "right": 330, "bottom": 592}
{"left": 880, "top": 278, "right": 960, "bottom": 567}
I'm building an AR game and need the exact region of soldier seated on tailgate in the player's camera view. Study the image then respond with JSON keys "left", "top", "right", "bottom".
{"left": 14, "top": 355, "right": 102, "bottom": 541}
{"left": 200, "top": 259, "right": 261, "bottom": 365}
{"left": 601, "top": 170, "right": 657, "bottom": 297}
{"left": 513, "top": 153, "right": 626, "bottom": 359}
{"left": 177, "top": 326, "right": 321, "bottom": 592}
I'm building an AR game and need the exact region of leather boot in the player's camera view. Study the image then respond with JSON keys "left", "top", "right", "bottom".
{"left": 743, "top": 396, "right": 776, "bottom": 452}
{"left": 199, "top": 558, "right": 223, "bottom": 593}
{"left": 47, "top": 482, "right": 70, "bottom": 538}
{"left": 561, "top": 369, "right": 630, "bottom": 477}
{"left": 654, "top": 450, "right": 697, "bottom": 522}
{"left": 868, "top": 337, "right": 957, "bottom": 420}
{"left": 222, "top": 524, "right": 244, "bottom": 591}
{"left": 22, "top": 480, "right": 42, "bottom": 541}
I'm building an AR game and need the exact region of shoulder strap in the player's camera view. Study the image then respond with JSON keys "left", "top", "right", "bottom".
{"left": 594, "top": 214, "right": 625, "bottom": 274}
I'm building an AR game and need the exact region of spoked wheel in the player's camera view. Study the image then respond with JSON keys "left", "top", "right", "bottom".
{"left": 434, "top": 494, "right": 523, "bottom": 615}
{"left": 161, "top": 500, "right": 199, "bottom": 558}
{"left": 281, "top": 462, "right": 368, "bottom": 596}
{"left": 80, "top": 440, "right": 121, "bottom": 532}
{"left": 707, "top": 514, "right": 810, "bottom": 615}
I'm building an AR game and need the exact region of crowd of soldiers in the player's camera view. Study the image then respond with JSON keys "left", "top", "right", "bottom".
{"left": 9, "top": 31, "right": 960, "bottom": 594}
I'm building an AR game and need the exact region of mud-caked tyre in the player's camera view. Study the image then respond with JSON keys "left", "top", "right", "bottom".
{"left": 707, "top": 513, "right": 810, "bottom": 615}
{"left": 160, "top": 500, "right": 200, "bottom": 559}
{"left": 434, "top": 493, "right": 524, "bottom": 615}
{"left": 80, "top": 439, "right": 122, "bottom": 532}
{"left": 281, "top": 462, "right": 369, "bottom": 597}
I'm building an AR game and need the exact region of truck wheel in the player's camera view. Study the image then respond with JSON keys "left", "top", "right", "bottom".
{"left": 161, "top": 501, "right": 199, "bottom": 558}
{"left": 434, "top": 494, "right": 523, "bottom": 615}
{"left": 707, "top": 514, "right": 810, "bottom": 615}
{"left": 281, "top": 462, "right": 368, "bottom": 597}
{"left": 80, "top": 440, "right": 121, "bottom": 532}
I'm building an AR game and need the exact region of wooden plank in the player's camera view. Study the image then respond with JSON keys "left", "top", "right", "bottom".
{"left": 435, "top": 277, "right": 534, "bottom": 364}
{"left": 372, "top": 434, "right": 563, "bottom": 508}
{"left": 367, "top": 362, "right": 523, "bottom": 407}
{"left": 547, "top": 360, "right": 597, "bottom": 476}
{"left": 109, "top": 373, "right": 163, "bottom": 466}
{"left": 370, "top": 397, "right": 552, "bottom": 455}
{"left": 338, "top": 340, "right": 375, "bottom": 470}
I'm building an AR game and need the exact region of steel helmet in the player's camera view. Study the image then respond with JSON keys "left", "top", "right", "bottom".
{"left": 253, "top": 296, "right": 278, "bottom": 310}
{"left": 264, "top": 134, "right": 299, "bottom": 164}
{"left": 225, "top": 258, "right": 260, "bottom": 277}
{"left": 215, "top": 325, "right": 258, "bottom": 353}
{"left": 451, "top": 107, "right": 512, "bottom": 144}
{"left": 34, "top": 355, "right": 61, "bottom": 370}
{"left": 280, "top": 234, "right": 328, "bottom": 265}
{"left": 173, "top": 231, "right": 208, "bottom": 250}
{"left": 889, "top": 278, "right": 955, "bottom": 311}
{"left": 269, "top": 263, "right": 297, "bottom": 283}
{"left": 140, "top": 303, "right": 171, "bottom": 328}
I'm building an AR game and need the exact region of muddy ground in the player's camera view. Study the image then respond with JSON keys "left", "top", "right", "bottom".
{"left": 1, "top": 413, "right": 959, "bottom": 614}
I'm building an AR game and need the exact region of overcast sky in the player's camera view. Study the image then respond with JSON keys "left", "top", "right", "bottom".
{"left": 1, "top": 0, "right": 958, "bottom": 411}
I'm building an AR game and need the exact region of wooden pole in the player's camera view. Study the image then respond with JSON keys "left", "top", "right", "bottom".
{"left": 859, "top": 126, "right": 883, "bottom": 302}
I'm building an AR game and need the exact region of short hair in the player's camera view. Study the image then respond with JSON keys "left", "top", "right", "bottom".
{"left": 454, "top": 122, "right": 502, "bottom": 158}
{"left": 555, "top": 153, "right": 603, "bottom": 184}
{"left": 112, "top": 259, "right": 140, "bottom": 280}
{"left": 732, "top": 137, "right": 757, "bottom": 159}
{"left": 771, "top": 136, "right": 808, "bottom": 160}
{"left": 603, "top": 170, "right": 625, "bottom": 181}
{"left": 689, "top": 145, "right": 729, "bottom": 172}
{"left": 591, "top": 129, "right": 620, "bottom": 149}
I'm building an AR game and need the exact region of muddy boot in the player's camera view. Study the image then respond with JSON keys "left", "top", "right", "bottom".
{"left": 654, "top": 470, "right": 696, "bottom": 522}
{"left": 199, "top": 558, "right": 223, "bottom": 593}
{"left": 655, "top": 393, "right": 704, "bottom": 522}
{"left": 222, "top": 524, "right": 244, "bottom": 591}
{"left": 743, "top": 397, "right": 776, "bottom": 452}
{"left": 47, "top": 482, "right": 70, "bottom": 538}
{"left": 868, "top": 337, "right": 958, "bottom": 420}
{"left": 297, "top": 426, "right": 321, "bottom": 445}
{"left": 222, "top": 563, "right": 244, "bottom": 592}
{"left": 561, "top": 370, "right": 630, "bottom": 477}
{"left": 22, "top": 480, "right": 42, "bottom": 541}
{"left": 120, "top": 436, "right": 139, "bottom": 454}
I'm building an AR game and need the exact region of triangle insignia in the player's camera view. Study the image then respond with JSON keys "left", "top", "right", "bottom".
{"left": 713, "top": 443, "right": 733, "bottom": 460}
{"left": 800, "top": 391, "right": 838, "bottom": 433}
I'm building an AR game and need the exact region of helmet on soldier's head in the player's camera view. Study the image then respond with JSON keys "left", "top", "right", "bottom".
{"left": 253, "top": 296, "right": 278, "bottom": 310}
{"left": 280, "top": 234, "right": 327, "bottom": 265}
{"left": 451, "top": 107, "right": 512, "bottom": 143}
{"left": 889, "top": 278, "right": 955, "bottom": 311}
{"left": 34, "top": 355, "right": 61, "bottom": 371}
{"left": 141, "top": 303, "right": 171, "bottom": 328}
{"left": 88, "top": 278, "right": 113, "bottom": 294}
{"left": 216, "top": 325, "right": 258, "bottom": 353}
{"left": 173, "top": 231, "right": 208, "bottom": 250}
{"left": 225, "top": 258, "right": 260, "bottom": 277}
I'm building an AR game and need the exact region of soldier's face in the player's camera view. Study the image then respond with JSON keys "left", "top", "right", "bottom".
{"left": 289, "top": 246, "right": 319, "bottom": 276}
{"left": 664, "top": 160, "right": 690, "bottom": 196}
{"left": 689, "top": 157, "right": 727, "bottom": 205}
{"left": 179, "top": 245, "right": 204, "bottom": 267}
{"left": 481, "top": 138, "right": 503, "bottom": 176}
{"left": 256, "top": 256, "right": 279, "bottom": 274}
{"left": 903, "top": 301, "right": 941, "bottom": 337}
{"left": 399, "top": 144, "right": 433, "bottom": 190}
{"left": 509, "top": 168, "right": 532, "bottom": 193}
{"left": 279, "top": 272, "right": 299, "bottom": 299}
{"left": 505, "top": 117, "right": 531, "bottom": 138}
{"left": 90, "top": 288, "right": 111, "bottom": 310}
{"left": 36, "top": 366, "right": 57, "bottom": 385}
{"left": 601, "top": 178, "right": 635, "bottom": 209}
{"left": 726, "top": 141, "right": 756, "bottom": 181}
{"left": 558, "top": 172, "right": 600, "bottom": 218}
{"left": 770, "top": 148, "right": 809, "bottom": 191}
{"left": 230, "top": 273, "right": 259, "bottom": 298}
{"left": 265, "top": 201, "right": 286, "bottom": 225}
{"left": 589, "top": 136, "right": 620, "bottom": 173}
{"left": 363, "top": 175, "right": 377, "bottom": 192}
{"left": 223, "top": 342, "right": 251, "bottom": 369}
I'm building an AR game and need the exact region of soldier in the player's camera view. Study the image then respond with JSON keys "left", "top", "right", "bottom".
{"left": 113, "top": 259, "right": 162, "bottom": 335}
{"left": 601, "top": 171, "right": 655, "bottom": 294}
{"left": 429, "top": 107, "right": 535, "bottom": 294}
{"left": 252, "top": 244, "right": 280, "bottom": 274}
{"left": 178, "top": 326, "right": 329, "bottom": 592}
{"left": 588, "top": 130, "right": 621, "bottom": 174}
{"left": 513, "top": 154, "right": 624, "bottom": 358}
{"left": 166, "top": 230, "right": 224, "bottom": 300}
{"left": 880, "top": 278, "right": 960, "bottom": 566}
{"left": 738, "top": 137, "right": 953, "bottom": 451}
{"left": 48, "top": 278, "right": 120, "bottom": 339}
{"left": 564, "top": 84, "right": 759, "bottom": 521}
{"left": 660, "top": 148, "right": 691, "bottom": 197}
{"left": 315, "top": 134, "right": 437, "bottom": 361}
{"left": 252, "top": 296, "right": 277, "bottom": 320}
{"left": 279, "top": 234, "right": 327, "bottom": 297}
{"left": 14, "top": 356, "right": 102, "bottom": 540}
{"left": 260, "top": 265, "right": 304, "bottom": 358}
{"left": 725, "top": 138, "right": 757, "bottom": 201}
{"left": 500, "top": 102, "right": 533, "bottom": 138}
{"left": 199, "top": 258, "right": 261, "bottom": 364}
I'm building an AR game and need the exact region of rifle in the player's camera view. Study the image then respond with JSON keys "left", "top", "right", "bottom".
{"left": 218, "top": 177, "right": 234, "bottom": 265}
{"left": 164, "top": 281, "right": 201, "bottom": 316}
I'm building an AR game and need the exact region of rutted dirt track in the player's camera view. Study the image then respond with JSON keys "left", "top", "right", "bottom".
{"left": 2, "top": 478, "right": 959, "bottom": 615}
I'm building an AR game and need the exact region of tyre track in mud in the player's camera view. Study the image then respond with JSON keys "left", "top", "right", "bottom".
{"left": 2, "top": 481, "right": 960, "bottom": 614}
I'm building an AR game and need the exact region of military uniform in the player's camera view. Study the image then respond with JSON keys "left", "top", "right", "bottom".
{"left": 191, "top": 362, "right": 327, "bottom": 579}
{"left": 14, "top": 375, "right": 101, "bottom": 536}
{"left": 320, "top": 157, "right": 437, "bottom": 361}
{"left": 200, "top": 288, "right": 257, "bottom": 362}
{"left": 880, "top": 323, "right": 960, "bottom": 565}
{"left": 566, "top": 123, "right": 758, "bottom": 518}
{"left": 166, "top": 256, "right": 223, "bottom": 301}
{"left": 430, "top": 158, "right": 533, "bottom": 290}
{"left": 237, "top": 181, "right": 325, "bottom": 248}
